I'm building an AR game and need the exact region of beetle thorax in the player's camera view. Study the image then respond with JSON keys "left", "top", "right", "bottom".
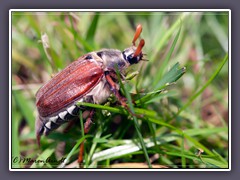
{"left": 93, "top": 49, "right": 130, "bottom": 73}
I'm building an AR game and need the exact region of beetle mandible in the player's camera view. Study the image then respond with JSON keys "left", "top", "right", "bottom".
{"left": 35, "top": 24, "right": 145, "bottom": 163}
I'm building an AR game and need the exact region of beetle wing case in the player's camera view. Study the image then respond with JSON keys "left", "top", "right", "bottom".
{"left": 36, "top": 56, "right": 104, "bottom": 117}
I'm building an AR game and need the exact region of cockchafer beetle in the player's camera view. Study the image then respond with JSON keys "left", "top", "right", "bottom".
{"left": 35, "top": 24, "right": 145, "bottom": 164}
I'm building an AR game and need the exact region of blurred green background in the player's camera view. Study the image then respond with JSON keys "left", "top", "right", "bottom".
{"left": 11, "top": 11, "right": 229, "bottom": 169}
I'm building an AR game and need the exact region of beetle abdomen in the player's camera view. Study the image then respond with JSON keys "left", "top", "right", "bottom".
{"left": 38, "top": 104, "right": 82, "bottom": 136}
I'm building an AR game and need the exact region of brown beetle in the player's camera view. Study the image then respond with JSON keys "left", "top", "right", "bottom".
{"left": 35, "top": 24, "right": 145, "bottom": 164}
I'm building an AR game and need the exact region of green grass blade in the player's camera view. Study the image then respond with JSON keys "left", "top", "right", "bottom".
{"left": 153, "top": 21, "right": 182, "bottom": 86}
{"left": 69, "top": 14, "right": 81, "bottom": 58}
{"left": 206, "top": 15, "right": 228, "bottom": 52}
{"left": 26, "top": 14, "right": 41, "bottom": 37}
{"left": 78, "top": 110, "right": 87, "bottom": 165}
{"left": 118, "top": 76, "right": 152, "bottom": 168}
{"left": 137, "top": 63, "right": 185, "bottom": 104}
{"left": 176, "top": 53, "right": 228, "bottom": 116}
{"left": 201, "top": 157, "right": 228, "bottom": 168}
{"left": 212, "top": 149, "right": 228, "bottom": 165}
{"left": 183, "top": 134, "right": 213, "bottom": 155}
{"left": 142, "top": 90, "right": 177, "bottom": 105}
{"left": 90, "top": 125, "right": 224, "bottom": 166}
{"left": 86, "top": 12, "right": 100, "bottom": 45}
{"left": 186, "top": 127, "right": 228, "bottom": 136}
{"left": 147, "top": 117, "right": 214, "bottom": 155}
{"left": 77, "top": 102, "right": 158, "bottom": 118}
{"left": 30, "top": 147, "right": 55, "bottom": 168}
{"left": 11, "top": 108, "right": 21, "bottom": 168}
{"left": 59, "top": 135, "right": 92, "bottom": 168}
{"left": 155, "top": 62, "right": 186, "bottom": 90}
{"left": 181, "top": 134, "right": 186, "bottom": 168}
{"left": 150, "top": 12, "right": 190, "bottom": 62}
{"left": 12, "top": 88, "right": 35, "bottom": 131}
{"left": 86, "top": 130, "right": 103, "bottom": 167}
{"left": 76, "top": 35, "right": 95, "bottom": 52}
{"left": 91, "top": 135, "right": 179, "bottom": 163}
{"left": 40, "top": 33, "right": 64, "bottom": 71}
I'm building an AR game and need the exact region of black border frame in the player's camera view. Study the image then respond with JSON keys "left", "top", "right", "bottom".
{"left": 1, "top": 0, "right": 239, "bottom": 179}
{"left": 9, "top": 9, "right": 230, "bottom": 171}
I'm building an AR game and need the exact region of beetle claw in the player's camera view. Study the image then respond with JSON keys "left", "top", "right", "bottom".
{"left": 123, "top": 104, "right": 144, "bottom": 118}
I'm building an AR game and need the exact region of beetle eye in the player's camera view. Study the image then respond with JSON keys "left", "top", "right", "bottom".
{"left": 127, "top": 54, "right": 139, "bottom": 64}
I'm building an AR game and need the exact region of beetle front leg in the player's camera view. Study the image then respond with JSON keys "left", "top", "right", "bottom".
{"left": 105, "top": 71, "right": 141, "bottom": 118}
{"left": 105, "top": 71, "right": 128, "bottom": 108}
{"left": 78, "top": 109, "right": 95, "bottom": 165}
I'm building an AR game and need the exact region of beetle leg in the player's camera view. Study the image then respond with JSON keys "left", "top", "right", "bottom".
{"left": 78, "top": 109, "right": 95, "bottom": 165}
{"left": 83, "top": 110, "right": 95, "bottom": 134}
{"left": 78, "top": 142, "right": 85, "bottom": 166}
{"left": 105, "top": 71, "right": 127, "bottom": 107}
{"left": 105, "top": 72, "right": 142, "bottom": 118}
{"left": 107, "top": 70, "right": 126, "bottom": 82}
{"left": 63, "top": 118, "right": 78, "bottom": 133}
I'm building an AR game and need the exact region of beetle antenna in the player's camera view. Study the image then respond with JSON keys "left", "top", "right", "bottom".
{"left": 133, "top": 39, "right": 145, "bottom": 58}
{"left": 132, "top": 24, "right": 142, "bottom": 46}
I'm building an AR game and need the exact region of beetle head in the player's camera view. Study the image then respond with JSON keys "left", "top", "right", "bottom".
{"left": 122, "top": 39, "right": 145, "bottom": 64}
{"left": 123, "top": 24, "right": 145, "bottom": 65}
